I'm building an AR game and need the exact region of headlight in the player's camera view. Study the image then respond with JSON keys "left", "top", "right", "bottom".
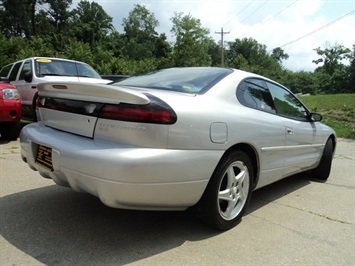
{"left": 2, "top": 89, "right": 20, "bottom": 100}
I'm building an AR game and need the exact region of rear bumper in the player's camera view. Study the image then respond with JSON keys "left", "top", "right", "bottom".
{"left": 20, "top": 123, "right": 222, "bottom": 210}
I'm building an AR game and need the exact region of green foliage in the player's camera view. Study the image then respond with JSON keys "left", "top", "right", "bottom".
{"left": 120, "top": 4, "right": 171, "bottom": 61}
{"left": 170, "top": 12, "right": 211, "bottom": 67}
{"left": 0, "top": 0, "right": 354, "bottom": 89}
{"left": 312, "top": 44, "right": 353, "bottom": 94}
{"left": 271, "top": 47, "right": 289, "bottom": 63}
{"left": 70, "top": 0, "right": 114, "bottom": 47}
{"left": 279, "top": 70, "right": 318, "bottom": 95}
{"left": 226, "top": 37, "right": 282, "bottom": 79}
{"left": 300, "top": 94, "right": 355, "bottom": 139}
{"left": 61, "top": 39, "right": 94, "bottom": 66}
{"left": 110, "top": 58, "right": 158, "bottom": 76}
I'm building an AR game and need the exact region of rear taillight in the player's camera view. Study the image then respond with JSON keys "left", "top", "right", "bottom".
{"left": 37, "top": 96, "right": 103, "bottom": 116}
{"left": 99, "top": 95, "right": 177, "bottom": 124}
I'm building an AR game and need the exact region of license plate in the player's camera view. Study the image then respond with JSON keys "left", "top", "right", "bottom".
{"left": 35, "top": 145, "right": 53, "bottom": 171}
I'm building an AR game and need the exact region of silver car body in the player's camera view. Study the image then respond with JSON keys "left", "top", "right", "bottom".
{"left": 20, "top": 68, "right": 336, "bottom": 211}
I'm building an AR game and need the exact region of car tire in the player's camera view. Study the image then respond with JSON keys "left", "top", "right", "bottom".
{"left": 0, "top": 121, "right": 21, "bottom": 140}
{"left": 31, "top": 92, "right": 38, "bottom": 122}
{"left": 197, "top": 150, "right": 254, "bottom": 230}
{"left": 313, "top": 138, "right": 334, "bottom": 180}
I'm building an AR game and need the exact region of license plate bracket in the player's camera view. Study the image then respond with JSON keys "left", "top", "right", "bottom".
{"left": 35, "top": 145, "right": 53, "bottom": 171}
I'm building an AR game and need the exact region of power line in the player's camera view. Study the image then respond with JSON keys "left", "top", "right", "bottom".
{"left": 240, "top": 0, "right": 299, "bottom": 38}
{"left": 239, "top": 0, "right": 271, "bottom": 24}
{"left": 222, "top": 0, "right": 256, "bottom": 30}
{"left": 278, "top": 9, "right": 355, "bottom": 48}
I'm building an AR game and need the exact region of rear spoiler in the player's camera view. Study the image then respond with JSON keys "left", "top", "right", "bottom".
{"left": 37, "top": 82, "right": 150, "bottom": 105}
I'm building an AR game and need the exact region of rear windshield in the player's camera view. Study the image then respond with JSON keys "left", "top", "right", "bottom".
{"left": 114, "top": 67, "right": 233, "bottom": 94}
{"left": 34, "top": 58, "right": 101, "bottom": 79}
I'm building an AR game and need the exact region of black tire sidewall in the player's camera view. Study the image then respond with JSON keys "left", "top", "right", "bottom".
{"left": 313, "top": 139, "right": 333, "bottom": 180}
{"left": 198, "top": 150, "right": 254, "bottom": 230}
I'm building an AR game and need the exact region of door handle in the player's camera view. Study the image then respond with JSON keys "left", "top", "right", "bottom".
{"left": 286, "top": 128, "right": 294, "bottom": 135}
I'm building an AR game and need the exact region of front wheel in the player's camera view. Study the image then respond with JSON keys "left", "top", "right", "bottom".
{"left": 313, "top": 138, "right": 334, "bottom": 180}
{"left": 197, "top": 150, "right": 254, "bottom": 230}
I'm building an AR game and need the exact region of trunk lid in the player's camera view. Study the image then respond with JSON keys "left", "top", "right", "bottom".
{"left": 37, "top": 82, "right": 150, "bottom": 138}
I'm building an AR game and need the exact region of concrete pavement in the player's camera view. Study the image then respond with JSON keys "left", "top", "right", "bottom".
{"left": 0, "top": 138, "right": 354, "bottom": 265}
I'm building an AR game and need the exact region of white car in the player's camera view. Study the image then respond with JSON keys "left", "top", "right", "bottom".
{"left": 20, "top": 67, "right": 336, "bottom": 230}
{"left": 0, "top": 57, "right": 111, "bottom": 120}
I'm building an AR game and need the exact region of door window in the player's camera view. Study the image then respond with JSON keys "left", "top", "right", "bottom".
{"left": 19, "top": 60, "right": 32, "bottom": 80}
{"left": 266, "top": 82, "right": 308, "bottom": 121}
{"left": 8, "top": 62, "right": 22, "bottom": 81}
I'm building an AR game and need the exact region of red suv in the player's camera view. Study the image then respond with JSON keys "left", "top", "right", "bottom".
{"left": 0, "top": 82, "right": 21, "bottom": 140}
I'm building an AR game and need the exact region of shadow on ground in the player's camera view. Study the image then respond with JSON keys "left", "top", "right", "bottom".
{"left": 0, "top": 173, "right": 312, "bottom": 265}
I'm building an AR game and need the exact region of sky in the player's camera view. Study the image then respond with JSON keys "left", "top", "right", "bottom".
{"left": 71, "top": 0, "right": 355, "bottom": 72}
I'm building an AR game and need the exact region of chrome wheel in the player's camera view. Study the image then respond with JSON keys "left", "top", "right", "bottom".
{"left": 218, "top": 161, "right": 250, "bottom": 220}
{"left": 196, "top": 150, "right": 254, "bottom": 230}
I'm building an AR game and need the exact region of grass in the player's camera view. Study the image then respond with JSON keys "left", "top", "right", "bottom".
{"left": 299, "top": 94, "right": 355, "bottom": 140}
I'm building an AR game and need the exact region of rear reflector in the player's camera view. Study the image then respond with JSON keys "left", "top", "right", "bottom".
{"left": 99, "top": 95, "right": 177, "bottom": 124}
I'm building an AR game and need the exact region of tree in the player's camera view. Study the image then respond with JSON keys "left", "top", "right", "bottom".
{"left": 207, "top": 38, "right": 222, "bottom": 66}
{"left": 42, "top": 0, "right": 72, "bottom": 50}
{"left": 226, "top": 37, "right": 282, "bottom": 79}
{"left": 313, "top": 43, "right": 351, "bottom": 75}
{"left": 347, "top": 45, "right": 355, "bottom": 93}
{"left": 271, "top": 47, "right": 289, "bottom": 64}
{"left": 122, "top": 4, "right": 170, "bottom": 60}
{"left": 46, "top": 0, "right": 72, "bottom": 30}
{"left": 70, "top": 0, "right": 114, "bottom": 46}
{"left": 170, "top": 12, "right": 211, "bottom": 66}
{"left": 313, "top": 43, "right": 353, "bottom": 93}
{"left": 0, "top": 0, "right": 41, "bottom": 38}
{"left": 279, "top": 70, "right": 318, "bottom": 95}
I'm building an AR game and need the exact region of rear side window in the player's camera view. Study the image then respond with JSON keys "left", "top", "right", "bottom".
{"left": 237, "top": 79, "right": 276, "bottom": 113}
{"left": 8, "top": 62, "right": 22, "bottom": 81}
{"left": 0, "top": 64, "right": 13, "bottom": 77}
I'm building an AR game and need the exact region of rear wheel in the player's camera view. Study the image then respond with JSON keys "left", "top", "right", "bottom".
{"left": 313, "top": 138, "right": 334, "bottom": 180}
{"left": 197, "top": 150, "right": 254, "bottom": 230}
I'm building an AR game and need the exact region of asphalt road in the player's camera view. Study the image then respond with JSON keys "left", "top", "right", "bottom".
{"left": 1, "top": 138, "right": 354, "bottom": 265}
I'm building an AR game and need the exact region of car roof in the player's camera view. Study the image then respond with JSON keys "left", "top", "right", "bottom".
{"left": 7, "top": 57, "right": 88, "bottom": 65}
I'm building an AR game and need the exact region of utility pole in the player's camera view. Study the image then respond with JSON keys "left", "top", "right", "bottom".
{"left": 215, "top": 27, "right": 230, "bottom": 65}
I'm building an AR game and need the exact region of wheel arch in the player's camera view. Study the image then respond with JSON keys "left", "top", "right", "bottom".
{"left": 221, "top": 143, "right": 260, "bottom": 190}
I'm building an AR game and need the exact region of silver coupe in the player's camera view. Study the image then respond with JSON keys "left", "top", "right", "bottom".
{"left": 20, "top": 67, "right": 336, "bottom": 230}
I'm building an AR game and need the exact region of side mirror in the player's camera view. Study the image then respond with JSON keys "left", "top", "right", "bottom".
{"left": 24, "top": 71, "right": 33, "bottom": 82}
{"left": 308, "top": 113, "right": 322, "bottom": 122}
